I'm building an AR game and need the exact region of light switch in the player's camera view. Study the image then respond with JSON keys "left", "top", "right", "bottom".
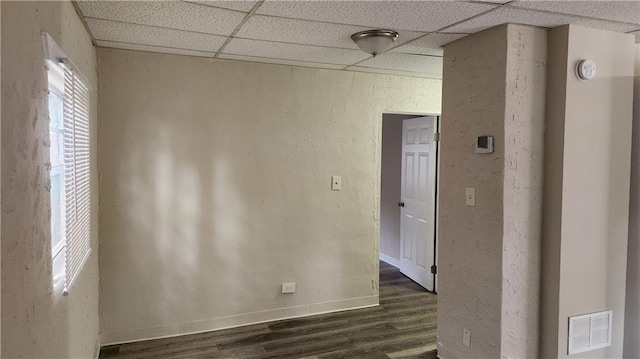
{"left": 465, "top": 187, "right": 476, "bottom": 207}
{"left": 463, "top": 329, "right": 471, "bottom": 348}
{"left": 331, "top": 176, "right": 341, "bottom": 191}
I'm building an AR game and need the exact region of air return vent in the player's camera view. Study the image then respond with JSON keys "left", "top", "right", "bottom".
{"left": 568, "top": 310, "right": 612, "bottom": 355}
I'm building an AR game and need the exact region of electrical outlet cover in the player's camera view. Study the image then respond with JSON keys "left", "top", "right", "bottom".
{"left": 282, "top": 282, "right": 296, "bottom": 294}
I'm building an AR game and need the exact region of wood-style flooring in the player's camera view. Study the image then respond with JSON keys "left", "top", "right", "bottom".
{"left": 100, "top": 261, "right": 438, "bottom": 359}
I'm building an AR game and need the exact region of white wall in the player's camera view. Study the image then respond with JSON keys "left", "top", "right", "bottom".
{"left": 542, "top": 25, "right": 635, "bottom": 359}
{"left": 437, "top": 24, "right": 546, "bottom": 359}
{"left": 380, "top": 115, "right": 403, "bottom": 263}
{"left": 1, "top": 2, "right": 100, "bottom": 357}
{"left": 96, "top": 48, "right": 442, "bottom": 344}
{"left": 0, "top": 2, "right": 3, "bottom": 353}
{"left": 624, "top": 43, "right": 640, "bottom": 359}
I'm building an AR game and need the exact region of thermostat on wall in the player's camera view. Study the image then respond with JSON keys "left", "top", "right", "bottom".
{"left": 475, "top": 136, "right": 494, "bottom": 154}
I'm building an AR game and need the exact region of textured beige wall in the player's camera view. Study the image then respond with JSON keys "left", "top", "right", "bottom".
{"left": 438, "top": 24, "right": 545, "bottom": 359}
{"left": 501, "top": 25, "right": 546, "bottom": 359}
{"left": 1, "top": 1, "right": 100, "bottom": 358}
{"left": 97, "top": 48, "right": 442, "bottom": 343}
{"left": 624, "top": 43, "right": 640, "bottom": 359}
{"left": 542, "top": 25, "right": 634, "bottom": 359}
{"left": 438, "top": 25, "right": 507, "bottom": 359}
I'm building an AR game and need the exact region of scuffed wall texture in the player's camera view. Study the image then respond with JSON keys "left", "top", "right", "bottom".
{"left": 624, "top": 43, "right": 640, "bottom": 359}
{"left": 542, "top": 25, "right": 634, "bottom": 359}
{"left": 1, "top": 1, "right": 99, "bottom": 358}
{"left": 97, "top": 48, "right": 441, "bottom": 343}
{"left": 380, "top": 114, "right": 423, "bottom": 263}
{"left": 501, "top": 25, "right": 546, "bottom": 359}
{"left": 437, "top": 25, "right": 507, "bottom": 359}
{"left": 438, "top": 24, "right": 545, "bottom": 359}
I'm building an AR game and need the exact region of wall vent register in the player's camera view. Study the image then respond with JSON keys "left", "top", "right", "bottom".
{"left": 568, "top": 310, "right": 612, "bottom": 355}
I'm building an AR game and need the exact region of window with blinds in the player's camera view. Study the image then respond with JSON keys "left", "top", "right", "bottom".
{"left": 43, "top": 33, "right": 92, "bottom": 295}
{"left": 61, "top": 60, "right": 91, "bottom": 294}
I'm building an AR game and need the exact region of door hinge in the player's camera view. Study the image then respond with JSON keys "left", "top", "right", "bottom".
{"left": 433, "top": 132, "right": 440, "bottom": 142}
{"left": 430, "top": 265, "right": 437, "bottom": 274}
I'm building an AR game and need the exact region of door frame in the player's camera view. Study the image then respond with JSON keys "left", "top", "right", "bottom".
{"left": 378, "top": 111, "right": 440, "bottom": 293}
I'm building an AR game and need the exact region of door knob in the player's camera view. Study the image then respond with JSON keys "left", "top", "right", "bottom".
{"left": 398, "top": 202, "right": 405, "bottom": 207}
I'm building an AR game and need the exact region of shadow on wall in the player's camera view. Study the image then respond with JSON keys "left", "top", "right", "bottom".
{"left": 97, "top": 54, "right": 386, "bottom": 336}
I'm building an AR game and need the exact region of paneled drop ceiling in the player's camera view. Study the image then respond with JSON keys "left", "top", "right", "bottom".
{"left": 76, "top": 0, "right": 640, "bottom": 79}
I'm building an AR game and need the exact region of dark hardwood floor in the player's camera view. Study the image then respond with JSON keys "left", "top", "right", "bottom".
{"left": 100, "top": 261, "right": 437, "bottom": 359}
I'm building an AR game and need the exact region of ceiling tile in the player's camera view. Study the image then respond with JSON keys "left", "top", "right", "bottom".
{"left": 256, "top": 1, "right": 498, "bottom": 32}
{"left": 87, "top": 18, "right": 227, "bottom": 53}
{"left": 96, "top": 40, "right": 217, "bottom": 58}
{"left": 218, "top": 54, "right": 345, "bottom": 70}
{"left": 390, "top": 46, "right": 443, "bottom": 57}
{"left": 355, "top": 53, "right": 443, "bottom": 76}
{"left": 513, "top": 1, "right": 640, "bottom": 26}
{"left": 186, "top": 0, "right": 258, "bottom": 13}
{"left": 443, "top": 6, "right": 640, "bottom": 34}
{"left": 77, "top": 0, "right": 244, "bottom": 36}
{"left": 236, "top": 15, "right": 425, "bottom": 50}
{"left": 347, "top": 66, "right": 442, "bottom": 79}
{"left": 222, "top": 38, "right": 369, "bottom": 65}
{"left": 390, "top": 33, "right": 468, "bottom": 55}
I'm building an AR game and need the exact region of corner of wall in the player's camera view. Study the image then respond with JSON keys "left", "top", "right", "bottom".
{"left": 438, "top": 24, "right": 508, "bottom": 359}
{"left": 438, "top": 23, "right": 547, "bottom": 359}
{"left": 543, "top": 25, "right": 635, "bottom": 359}
{"left": 540, "top": 24, "right": 570, "bottom": 359}
{"left": 623, "top": 42, "right": 640, "bottom": 359}
{"left": 501, "top": 24, "right": 547, "bottom": 359}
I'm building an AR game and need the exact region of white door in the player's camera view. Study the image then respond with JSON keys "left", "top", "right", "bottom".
{"left": 400, "top": 116, "right": 437, "bottom": 291}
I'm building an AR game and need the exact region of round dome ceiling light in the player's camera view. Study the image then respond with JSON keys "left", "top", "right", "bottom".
{"left": 351, "top": 29, "right": 399, "bottom": 57}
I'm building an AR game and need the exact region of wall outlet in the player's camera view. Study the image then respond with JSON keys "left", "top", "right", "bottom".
{"left": 331, "top": 176, "right": 341, "bottom": 191}
{"left": 463, "top": 329, "right": 471, "bottom": 348}
{"left": 282, "top": 282, "right": 296, "bottom": 294}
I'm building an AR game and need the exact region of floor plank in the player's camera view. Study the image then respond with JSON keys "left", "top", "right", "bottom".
{"left": 100, "top": 261, "right": 438, "bottom": 358}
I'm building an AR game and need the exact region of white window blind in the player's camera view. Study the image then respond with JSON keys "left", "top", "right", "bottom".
{"left": 42, "top": 32, "right": 92, "bottom": 295}
{"left": 62, "top": 63, "right": 91, "bottom": 295}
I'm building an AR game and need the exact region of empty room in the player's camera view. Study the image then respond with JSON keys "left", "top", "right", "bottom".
{"left": 2, "top": 1, "right": 640, "bottom": 358}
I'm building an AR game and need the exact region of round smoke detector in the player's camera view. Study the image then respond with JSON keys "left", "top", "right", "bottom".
{"left": 576, "top": 59, "right": 596, "bottom": 80}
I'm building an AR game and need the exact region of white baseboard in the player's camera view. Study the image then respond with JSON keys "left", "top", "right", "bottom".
{"left": 437, "top": 339, "right": 460, "bottom": 359}
{"left": 94, "top": 334, "right": 101, "bottom": 359}
{"left": 100, "top": 295, "right": 379, "bottom": 346}
{"left": 379, "top": 252, "right": 400, "bottom": 268}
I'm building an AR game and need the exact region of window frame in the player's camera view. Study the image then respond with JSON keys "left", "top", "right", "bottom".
{"left": 48, "top": 63, "right": 66, "bottom": 266}
{"left": 43, "top": 32, "right": 92, "bottom": 296}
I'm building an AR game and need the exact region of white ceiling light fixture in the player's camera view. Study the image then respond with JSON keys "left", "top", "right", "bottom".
{"left": 351, "top": 29, "right": 399, "bottom": 56}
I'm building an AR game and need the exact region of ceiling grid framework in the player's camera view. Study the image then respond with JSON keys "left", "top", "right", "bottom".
{"left": 76, "top": 0, "right": 640, "bottom": 79}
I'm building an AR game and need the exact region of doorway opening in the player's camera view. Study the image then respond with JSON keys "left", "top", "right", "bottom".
{"left": 379, "top": 113, "right": 440, "bottom": 292}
